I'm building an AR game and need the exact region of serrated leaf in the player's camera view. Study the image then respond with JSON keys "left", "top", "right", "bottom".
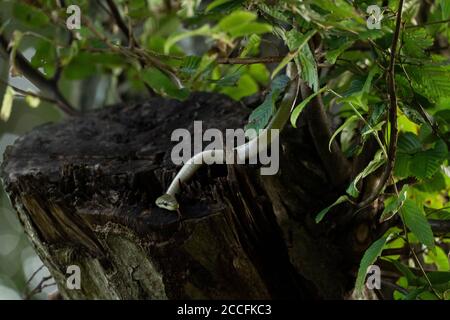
{"left": 245, "top": 75, "right": 290, "bottom": 135}
{"left": 398, "top": 132, "right": 422, "bottom": 154}
{"left": 403, "top": 29, "right": 433, "bottom": 58}
{"left": 257, "top": 3, "right": 291, "bottom": 23}
{"left": 272, "top": 29, "right": 316, "bottom": 79}
{"left": 401, "top": 199, "right": 435, "bottom": 248}
{"left": 355, "top": 235, "right": 390, "bottom": 293}
{"left": 180, "top": 56, "right": 202, "bottom": 75}
{"left": 410, "top": 140, "right": 447, "bottom": 179}
{"left": 240, "top": 34, "right": 261, "bottom": 57}
{"left": 298, "top": 44, "right": 319, "bottom": 92}
{"left": 1, "top": 86, "right": 15, "bottom": 122}
{"left": 407, "top": 63, "right": 450, "bottom": 102}
{"left": 315, "top": 195, "right": 349, "bottom": 223}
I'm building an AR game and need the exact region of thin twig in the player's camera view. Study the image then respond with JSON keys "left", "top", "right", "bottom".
{"left": 216, "top": 56, "right": 283, "bottom": 65}
{"left": 105, "top": 0, "right": 135, "bottom": 47}
{"left": 23, "top": 275, "right": 55, "bottom": 300}
{"left": 357, "top": 0, "right": 404, "bottom": 208}
{"left": 24, "top": 265, "right": 45, "bottom": 288}
{"left": 406, "top": 18, "right": 450, "bottom": 29}
{"left": 0, "top": 31, "right": 78, "bottom": 116}
{"left": 0, "top": 79, "right": 63, "bottom": 105}
{"left": 380, "top": 279, "right": 409, "bottom": 295}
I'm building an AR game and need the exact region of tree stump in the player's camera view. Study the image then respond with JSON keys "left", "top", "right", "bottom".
{"left": 1, "top": 93, "right": 359, "bottom": 299}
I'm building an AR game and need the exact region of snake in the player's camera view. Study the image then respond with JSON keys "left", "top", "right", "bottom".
{"left": 155, "top": 65, "right": 300, "bottom": 211}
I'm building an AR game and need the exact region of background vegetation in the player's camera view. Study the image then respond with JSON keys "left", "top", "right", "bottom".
{"left": 0, "top": 0, "right": 449, "bottom": 299}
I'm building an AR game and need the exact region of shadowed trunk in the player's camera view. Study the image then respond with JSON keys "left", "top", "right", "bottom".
{"left": 0, "top": 93, "right": 365, "bottom": 299}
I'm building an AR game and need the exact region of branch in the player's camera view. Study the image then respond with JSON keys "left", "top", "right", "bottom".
{"left": 429, "top": 219, "right": 450, "bottom": 235}
{"left": 105, "top": 0, "right": 135, "bottom": 47}
{"left": 0, "top": 79, "right": 64, "bottom": 105}
{"left": 357, "top": 0, "right": 404, "bottom": 208}
{"left": 0, "top": 32, "right": 78, "bottom": 116}
{"left": 216, "top": 56, "right": 283, "bottom": 65}
{"left": 406, "top": 18, "right": 450, "bottom": 29}
{"left": 23, "top": 275, "right": 55, "bottom": 300}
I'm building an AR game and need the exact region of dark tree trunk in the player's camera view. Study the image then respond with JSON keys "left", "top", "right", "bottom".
{"left": 1, "top": 93, "right": 368, "bottom": 299}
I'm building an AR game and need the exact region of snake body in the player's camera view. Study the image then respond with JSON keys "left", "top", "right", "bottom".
{"left": 156, "top": 68, "right": 300, "bottom": 211}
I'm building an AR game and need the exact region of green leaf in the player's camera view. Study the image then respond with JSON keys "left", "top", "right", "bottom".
{"left": 290, "top": 87, "right": 327, "bottom": 127}
{"left": 257, "top": 3, "right": 291, "bottom": 23}
{"left": 272, "top": 29, "right": 316, "bottom": 79}
{"left": 401, "top": 199, "right": 435, "bottom": 248}
{"left": 362, "top": 66, "right": 380, "bottom": 94}
{"left": 63, "top": 53, "right": 98, "bottom": 79}
{"left": 298, "top": 44, "right": 319, "bottom": 92}
{"left": 439, "top": 0, "right": 450, "bottom": 19}
{"left": 397, "top": 132, "right": 422, "bottom": 154}
{"left": 164, "top": 25, "right": 211, "bottom": 54}
{"left": 355, "top": 235, "right": 390, "bottom": 293}
{"left": 389, "top": 259, "right": 420, "bottom": 286}
{"left": 1, "top": 86, "right": 15, "bottom": 122}
{"left": 206, "top": 0, "right": 234, "bottom": 12}
{"left": 25, "top": 95, "right": 40, "bottom": 109}
{"left": 346, "top": 150, "right": 385, "bottom": 198}
{"left": 142, "top": 68, "right": 189, "bottom": 100}
{"left": 425, "top": 271, "right": 450, "bottom": 285}
{"left": 180, "top": 56, "right": 202, "bottom": 75}
{"left": 425, "top": 246, "right": 450, "bottom": 271}
{"left": 315, "top": 195, "right": 349, "bottom": 223}
{"left": 217, "top": 11, "right": 256, "bottom": 31}
{"left": 380, "top": 185, "right": 409, "bottom": 222}
{"left": 407, "top": 63, "right": 450, "bottom": 102}
{"left": 248, "top": 64, "right": 269, "bottom": 86}
{"left": 245, "top": 75, "right": 290, "bottom": 134}
{"left": 402, "top": 287, "right": 426, "bottom": 300}
{"left": 13, "top": 2, "right": 49, "bottom": 28}
{"left": 221, "top": 74, "right": 258, "bottom": 100}
{"left": 329, "top": 115, "right": 358, "bottom": 152}
{"left": 215, "top": 11, "right": 272, "bottom": 38}
{"left": 240, "top": 35, "right": 261, "bottom": 57}
{"left": 229, "top": 22, "right": 272, "bottom": 38}
{"left": 410, "top": 140, "right": 447, "bottom": 179}
{"left": 403, "top": 29, "right": 433, "bottom": 58}
{"left": 215, "top": 70, "right": 242, "bottom": 87}
{"left": 325, "top": 41, "right": 354, "bottom": 64}
{"left": 271, "top": 52, "right": 298, "bottom": 80}
{"left": 31, "top": 40, "right": 57, "bottom": 78}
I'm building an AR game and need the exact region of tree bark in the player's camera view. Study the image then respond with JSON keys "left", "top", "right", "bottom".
{"left": 1, "top": 93, "right": 365, "bottom": 299}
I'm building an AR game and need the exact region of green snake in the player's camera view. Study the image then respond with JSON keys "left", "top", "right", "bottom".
{"left": 155, "top": 66, "right": 300, "bottom": 211}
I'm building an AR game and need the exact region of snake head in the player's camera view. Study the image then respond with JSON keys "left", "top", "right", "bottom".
{"left": 155, "top": 194, "right": 179, "bottom": 211}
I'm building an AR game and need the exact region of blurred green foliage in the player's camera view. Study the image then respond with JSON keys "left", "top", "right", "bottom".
{"left": 0, "top": 0, "right": 449, "bottom": 300}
